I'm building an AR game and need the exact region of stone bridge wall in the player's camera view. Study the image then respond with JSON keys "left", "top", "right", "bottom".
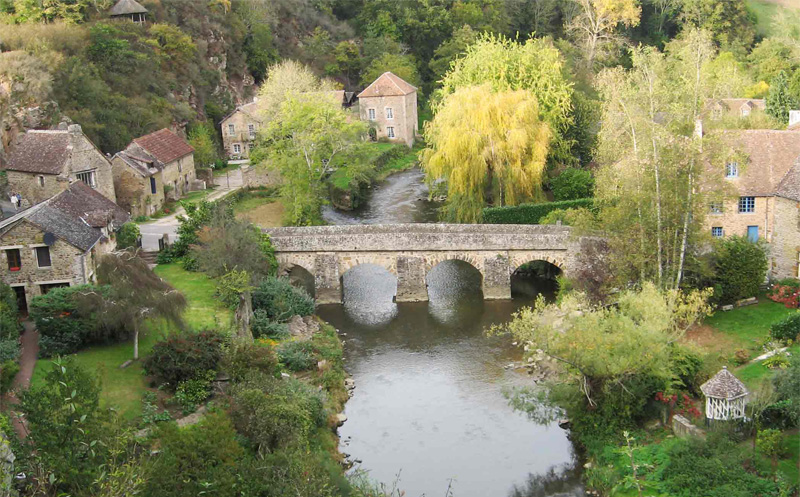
{"left": 263, "top": 224, "right": 577, "bottom": 304}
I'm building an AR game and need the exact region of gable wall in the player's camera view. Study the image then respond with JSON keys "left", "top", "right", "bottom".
{"left": 67, "top": 133, "right": 116, "bottom": 202}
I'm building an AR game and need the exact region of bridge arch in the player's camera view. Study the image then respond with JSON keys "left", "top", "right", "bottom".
{"left": 341, "top": 263, "right": 397, "bottom": 305}
{"left": 426, "top": 258, "right": 484, "bottom": 301}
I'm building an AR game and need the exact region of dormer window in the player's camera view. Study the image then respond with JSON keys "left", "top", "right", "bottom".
{"left": 725, "top": 162, "right": 738, "bottom": 178}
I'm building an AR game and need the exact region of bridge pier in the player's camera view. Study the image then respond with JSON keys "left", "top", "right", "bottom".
{"left": 396, "top": 255, "right": 428, "bottom": 302}
{"left": 314, "top": 253, "right": 342, "bottom": 304}
{"left": 482, "top": 253, "right": 512, "bottom": 300}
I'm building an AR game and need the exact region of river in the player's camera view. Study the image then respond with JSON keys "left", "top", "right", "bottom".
{"left": 316, "top": 168, "right": 583, "bottom": 497}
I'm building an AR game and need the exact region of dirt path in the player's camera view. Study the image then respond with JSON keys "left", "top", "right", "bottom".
{"left": 7, "top": 321, "right": 39, "bottom": 439}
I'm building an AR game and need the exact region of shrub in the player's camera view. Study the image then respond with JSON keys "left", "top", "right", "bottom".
{"left": 222, "top": 340, "right": 278, "bottom": 381}
{"left": 116, "top": 222, "right": 140, "bottom": 250}
{"left": 252, "top": 278, "right": 314, "bottom": 322}
{"left": 0, "top": 282, "right": 21, "bottom": 340}
{"left": 712, "top": 236, "right": 768, "bottom": 305}
{"left": 251, "top": 310, "right": 290, "bottom": 339}
{"left": 174, "top": 370, "right": 215, "bottom": 414}
{"left": 763, "top": 353, "right": 790, "bottom": 370}
{"left": 733, "top": 349, "right": 750, "bottom": 365}
{"left": 0, "top": 360, "right": 19, "bottom": 396}
{"left": 143, "top": 331, "right": 225, "bottom": 388}
{"left": 277, "top": 341, "right": 316, "bottom": 372}
{"left": 30, "top": 285, "right": 119, "bottom": 356}
{"left": 767, "top": 281, "right": 800, "bottom": 308}
{"left": 550, "top": 167, "right": 594, "bottom": 201}
{"left": 482, "top": 198, "right": 594, "bottom": 224}
{"left": 770, "top": 313, "right": 800, "bottom": 344}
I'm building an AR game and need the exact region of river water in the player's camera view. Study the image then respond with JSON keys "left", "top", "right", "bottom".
{"left": 316, "top": 169, "right": 583, "bottom": 497}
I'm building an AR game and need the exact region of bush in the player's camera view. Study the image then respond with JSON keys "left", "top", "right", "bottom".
{"left": 550, "top": 167, "right": 594, "bottom": 201}
{"left": 222, "top": 340, "right": 279, "bottom": 381}
{"left": 770, "top": 313, "right": 800, "bottom": 344}
{"left": 252, "top": 278, "right": 314, "bottom": 322}
{"left": 763, "top": 353, "right": 790, "bottom": 370}
{"left": 174, "top": 370, "right": 215, "bottom": 414}
{"left": 0, "top": 360, "right": 19, "bottom": 396}
{"left": 143, "top": 331, "right": 225, "bottom": 388}
{"left": 30, "top": 285, "right": 119, "bottom": 356}
{"left": 733, "top": 349, "right": 750, "bottom": 365}
{"left": 277, "top": 341, "right": 316, "bottom": 372}
{"left": 0, "top": 282, "right": 21, "bottom": 340}
{"left": 712, "top": 236, "right": 768, "bottom": 305}
{"left": 252, "top": 310, "right": 290, "bottom": 339}
{"left": 482, "top": 198, "right": 594, "bottom": 224}
{"left": 116, "top": 222, "right": 140, "bottom": 250}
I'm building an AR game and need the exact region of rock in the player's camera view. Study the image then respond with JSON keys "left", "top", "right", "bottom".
{"left": 344, "top": 378, "right": 355, "bottom": 389}
{"left": 736, "top": 297, "right": 758, "bottom": 307}
{"left": 281, "top": 372, "right": 290, "bottom": 379}
{"left": 335, "top": 413, "right": 348, "bottom": 426}
{"left": 287, "top": 315, "right": 319, "bottom": 341}
{"left": 558, "top": 419, "right": 571, "bottom": 429}
{"left": 721, "top": 304, "right": 734, "bottom": 311}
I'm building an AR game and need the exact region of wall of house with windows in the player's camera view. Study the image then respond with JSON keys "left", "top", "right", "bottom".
{"left": 359, "top": 93, "right": 417, "bottom": 147}
{"left": 160, "top": 154, "right": 196, "bottom": 200}
{"left": 706, "top": 195, "right": 771, "bottom": 243}
{"left": 770, "top": 196, "right": 800, "bottom": 279}
{"left": 221, "top": 109, "right": 260, "bottom": 159}
{"left": 0, "top": 220, "right": 91, "bottom": 312}
{"left": 66, "top": 127, "right": 117, "bottom": 203}
{"left": 111, "top": 160, "right": 166, "bottom": 218}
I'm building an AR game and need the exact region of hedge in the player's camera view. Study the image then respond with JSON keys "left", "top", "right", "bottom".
{"left": 482, "top": 198, "right": 594, "bottom": 224}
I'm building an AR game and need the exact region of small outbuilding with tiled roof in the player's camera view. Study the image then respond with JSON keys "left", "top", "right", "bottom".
{"left": 357, "top": 72, "right": 418, "bottom": 147}
{"left": 109, "top": 0, "right": 147, "bottom": 24}
{"left": 700, "top": 367, "right": 749, "bottom": 421}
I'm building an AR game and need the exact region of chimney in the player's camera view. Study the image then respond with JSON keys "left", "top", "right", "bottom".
{"left": 67, "top": 124, "right": 82, "bottom": 135}
{"left": 790, "top": 110, "right": 800, "bottom": 128}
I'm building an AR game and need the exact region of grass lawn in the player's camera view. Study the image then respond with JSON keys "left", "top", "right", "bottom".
{"left": 701, "top": 297, "right": 795, "bottom": 358}
{"left": 30, "top": 264, "right": 230, "bottom": 421}
{"left": 231, "top": 189, "right": 283, "bottom": 227}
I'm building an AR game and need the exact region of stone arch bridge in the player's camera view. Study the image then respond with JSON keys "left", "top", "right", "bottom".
{"left": 263, "top": 224, "right": 579, "bottom": 304}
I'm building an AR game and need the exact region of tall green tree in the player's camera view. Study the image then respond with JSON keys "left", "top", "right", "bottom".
{"left": 256, "top": 60, "right": 337, "bottom": 125}
{"left": 360, "top": 52, "right": 421, "bottom": 87}
{"left": 422, "top": 85, "right": 551, "bottom": 222}
{"left": 187, "top": 122, "right": 218, "bottom": 168}
{"left": 766, "top": 70, "right": 798, "bottom": 124}
{"left": 680, "top": 0, "right": 756, "bottom": 52}
{"left": 428, "top": 24, "right": 478, "bottom": 83}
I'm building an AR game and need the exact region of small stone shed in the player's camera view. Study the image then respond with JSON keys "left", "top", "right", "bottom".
{"left": 700, "top": 366, "right": 749, "bottom": 421}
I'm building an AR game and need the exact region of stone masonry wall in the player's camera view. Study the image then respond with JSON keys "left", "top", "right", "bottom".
{"left": 771, "top": 196, "right": 800, "bottom": 279}
{"left": 67, "top": 127, "right": 116, "bottom": 203}
{"left": 359, "top": 94, "right": 415, "bottom": 147}
{"left": 705, "top": 196, "right": 772, "bottom": 241}
{"left": 6, "top": 170, "right": 65, "bottom": 206}
{"left": 161, "top": 154, "right": 196, "bottom": 200}
{"left": 240, "top": 164, "right": 281, "bottom": 188}
{"left": 222, "top": 110, "right": 259, "bottom": 159}
{"left": 111, "top": 159, "right": 166, "bottom": 218}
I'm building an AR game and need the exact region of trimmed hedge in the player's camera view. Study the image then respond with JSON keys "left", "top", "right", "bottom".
{"left": 482, "top": 198, "right": 594, "bottom": 224}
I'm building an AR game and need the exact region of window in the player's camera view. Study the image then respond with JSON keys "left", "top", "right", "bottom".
{"left": 385, "top": 107, "right": 394, "bottom": 119}
{"left": 40, "top": 282, "right": 68, "bottom": 295}
{"left": 248, "top": 143, "right": 254, "bottom": 151}
{"left": 368, "top": 108, "right": 376, "bottom": 120}
{"left": 228, "top": 124, "right": 235, "bottom": 136}
{"left": 233, "top": 143, "right": 242, "bottom": 155}
{"left": 387, "top": 126, "right": 395, "bottom": 139}
{"left": 709, "top": 202, "right": 723, "bottom": 214}
{"left": 711, "top": 227, "right": 724, "bottom": 238}
{"left": 738, "top": 196, "right": 755, "bottom": 213}
{"left": 712, "top": 108, "right": 722, "bottom": 120}
{"left": 76, "top": 170, "right": 96, "bottom": 188}
{"left": 35, "top": 246, "right": 51, "bottom": 268}
{"left": 726, "top": 162, "right": 738, "bottom": 178}
{"left": 37, "top": 175, "right": 45, "bottom": 187}
{"left": 150, "top": 177, "right": 157, "bottom": 194}
{"left": 248, "top": 124, "right": 256, "bottom": 138}
{"left": 6, "top": 249, "right": 20, "bottom": 271}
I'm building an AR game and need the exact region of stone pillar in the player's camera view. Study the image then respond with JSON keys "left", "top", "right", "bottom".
{"left": 482, "top": 253, "right": 511, "bottom": 300}
{"left": 395, "top": 255, "right": 428, "bottom": 302}
{"left": 314, "top": 253, "right": 342, "bottom": 304}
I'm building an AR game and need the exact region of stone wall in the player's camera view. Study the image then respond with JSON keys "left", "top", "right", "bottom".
{"left": 359, "top": 93, "right": 416, "bottom": 147}
{"left": 770, "top": 196, "right": 800, "bottom": 279}
{"left": 221, "top": 110, "right": 259, "bottom": 159}
{"left": 705, "top": 196, "right": 772, "bottom": 241}
{"left": 66, "top": 126, "right": 116, "bottom": 202}
{"left": 111, "top": 159, "right": 166, "bottom": 218}
{"left": 240, "top": 164, "right": 281, "bottom": 188}
{"left": 6, "top": 170, "right": 66, "bottom": 206}
{"left": 161, "top": 154, "right": 196, "bottom": 200}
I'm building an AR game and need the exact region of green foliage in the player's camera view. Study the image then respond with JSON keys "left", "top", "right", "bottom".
{"left": 712, "top": 236, "right": 769, "bottom": 305}
{"left": 222, "top": 339, "right": 279, "bottom": 381}
{"left": 551, "top": 168, "right": 594, "bottom": 201}
{"left": 141, "top": 391, "right": 171, "bottom": 426}
{"left": 428, "top": 24, "right": 478, "bottom": 83}
{"left": 0, "top": 360, "right": 19, "bottom": 397}
{"left": 252, "top": 310, "right": 290, "bottom": 339}
{"left": 252, "top": 278, "right": 315, "bottom": 322}
{"left": 187, "top": 121, "right": 219, "bottom": 168}
{"left": 214, "top": 269, "right": 254, "bottom": 310}
{"left": 766, "top": 71, "right": 798, "bottom": 124}
{"left": 277, "top": 341, "right": 317, "bottom": 372}
{"left": 361, "top": 52, "right": 421, "bottom": 88}
{"left": 483, "top": 198, "right": 594, "bottom": 224}
{"left": 680, "top": 0, "right": 756, "bottom": 52}
{"left": 772, "top": 354, "right": 800, "bottom": 426}
{"left": 243, "top": 23, "right": 278, "bottom": 83}
{"left": 770, "top": 313, "right": 800, "bottom": 344}
{"left": 143, "top": 330, "right": 226, "bottom": 389}
{"left": 174, "top": 370, "right": 216, "bottom": 414}
{"left": 0, "top": 282, "right": 20, "bottom": 362}
{"left": 116, "top": 222, "right": 140, "bottom": 250}
{"left": 30, "top": 284, "right": 120, "bottom": 356}
{"left": 763, "top": 353, "right": 790, "bottom": 370}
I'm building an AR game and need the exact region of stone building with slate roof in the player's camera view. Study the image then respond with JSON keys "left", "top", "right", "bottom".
{"left": 700, "top": 367, "right": 748, "bottom": 421}
{"left": 221, "top": 100, "right": 261, "bottom": 160}
{"left": 0, "top": 181, "right": 129, "bottom": 312}
{"left": 112, "top": 128, "right": 196, "bottom": 217}
{"left": 109, "top": 0, "right": 147, "bottom": 24}
{"left": 702, "top": 128, "right": 800, "bottom": 279}
{"left": 704, "top": 98, "right": 767, "bottom": 120}
{"left": 358, "top": 72, "right": 418, "bottom": 147}
{"left": 2, "top": 124, "right": 116, "bottom": 206}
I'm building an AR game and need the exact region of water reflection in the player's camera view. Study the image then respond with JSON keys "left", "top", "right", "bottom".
{"left": 316, "top": 258, "right": 582, "bottom": 497}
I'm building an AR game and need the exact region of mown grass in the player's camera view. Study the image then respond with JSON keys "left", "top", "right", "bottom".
{"left": 704, "top": 298, "right": 794, "bottom": 354}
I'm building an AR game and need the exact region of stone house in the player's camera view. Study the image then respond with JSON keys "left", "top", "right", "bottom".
{"left": 703, "top": 128, "right": 800, "bottom": 279}
{"left": 221, "top": 100, "right": 261, "bottom": 160}
{"left": 112, "top": 128, "right": 195, "bottom": 217}
{"left": 109, "top": 0, "right": 147, "bottom": 24}
{"left": 357, "top": 72, "right": 418, "bottom": 147}
{"left": 0, "top": 181, "right": 129, "bottom": 312}
{"left": 705, "top": 98, "right": 766, "bottom": 120}
{"left": 2, "top": 124, "right": 116, "bottom": 206}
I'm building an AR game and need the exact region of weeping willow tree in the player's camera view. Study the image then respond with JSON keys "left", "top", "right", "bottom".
{"left": 422, "top": 85, "right": 551, "bottom": 222}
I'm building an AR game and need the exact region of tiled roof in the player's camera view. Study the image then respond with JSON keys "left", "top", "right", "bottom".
{"left": 114, "top": 143, "right": 163, "bottom": 177}
{"left": 0, "top": 182, "right": 130, "bottom": 252}
{"left": 357, "top": 72, "right": 416, "bottom": 98}
{"left": 133, "top": 128, "right": 193, "bottom": 165}
{"left": 3, "top": 131, "right": 71, "bottom": 175}
{"left": 221, "top": 100, "right": 262, "bottom": 125}
{"left": 720, "top": 130, "right": 800, "bottom": 197}
{"left": 109, "top": 0, "right": 147, "bottom": 15}
{"left": 700, "top": 367, "right": 748, "bottom": 400}
{"left": 707, "top": 98, "right": 766, "bottom": 113}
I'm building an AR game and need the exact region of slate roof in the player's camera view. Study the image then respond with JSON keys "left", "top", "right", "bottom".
{"left": 700, "top": 367, "right": 748, "bottom": 400}
{"left": 133, "top": 128, "right": 194, "bottom": 165}
{"left": 357, "top": 72, "right": 417, "bottom": 98}
{"left": 0, "top": 182, "right": 130, "bottom": 252}
{"left": 114, "top": 144, "right": 163, "bottom": 178}
{"left": 719, "top": 130, "right": 800, "bottom": 197}
{"left": 3, "top": 131, "right": 71, "bottom": 175}
{"left": 109, "top": 0, "right": 147, "bottom": 15}
{"left": 221, "top": 100, "right": 261, "bottom": 125}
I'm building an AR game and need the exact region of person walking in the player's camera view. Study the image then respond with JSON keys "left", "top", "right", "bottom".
{"left": 9, "top": 193, "right": 18, "bottom": 211}
{"left": 16, "top": 193, "right": 21, "bottom": 210}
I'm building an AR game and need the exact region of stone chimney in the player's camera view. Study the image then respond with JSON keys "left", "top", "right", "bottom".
{"left": 67, "top": 124, "right": 82, "bottom": 135}
{"left": 790, "top": 110, "right": 800, "bottom": 128}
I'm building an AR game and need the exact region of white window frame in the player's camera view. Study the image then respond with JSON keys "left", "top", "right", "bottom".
{"left": 228, "top": 123, "right": 235, "bottom": 136}
{"left": 711, "top": 227, "right": 724, "bottom": 238}
{"left": 368, "top": 108, "right": 376, "bottom": 120}
{"left": 738, "top": 196, "right": 755, "bottom": 214}
{"left": 385, "top": 107, "right": 394, "bottom": 120}
{"left": 233, "top": 143, "right": 242, "bottom": 155}
{"left": 76, "top": 170, "right": 97, "bottom": 188}
{"left": 387, "top": 126, "right": 395, "bottom": 139}
{"left": 32, "top": 245, "right": 52, "bottom": 269}
{"left": 725, "top": 162, "right": 738, "bottom": 178}
{"left": 248, "top": 123, "right": 256, "bottom": 138}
